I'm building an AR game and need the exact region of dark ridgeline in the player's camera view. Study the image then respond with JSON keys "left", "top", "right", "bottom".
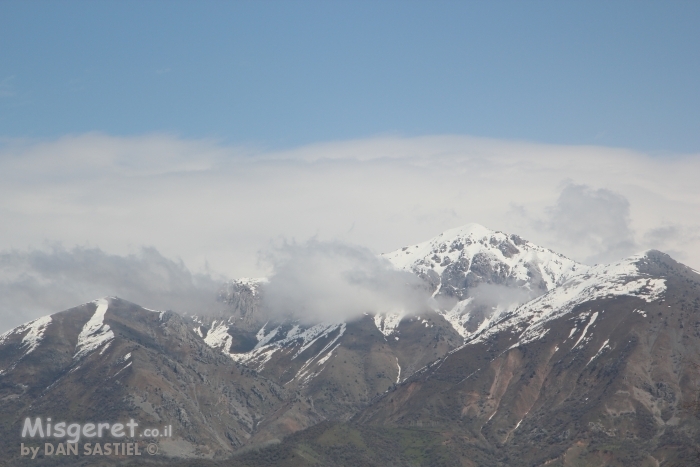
{"left": 2, "top": 225, "right": 700, "bottom": 466}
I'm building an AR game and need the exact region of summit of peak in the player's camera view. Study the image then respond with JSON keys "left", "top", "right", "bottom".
{"left": 420, "top": 223, "right": 521, "bottom": 246}
{"left": 380, "top": 225, "right": 585, "bottom": 339}
{"left": 438, "top": 223, "right": 494, "bottom": 238}
{"left": 383, "top": 224, "right": 583, "bottom": 282}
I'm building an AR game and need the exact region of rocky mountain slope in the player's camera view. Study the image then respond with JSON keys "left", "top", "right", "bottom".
{"left": 162, "top": 249, "right": 699, "bottom": 467}
{"left": 0, "top": 297, "right": 295, "bottom": 464}
{"left": 197, "top": 285, "right": 464, "bottom": 435}
{"left": 351, "top": 250, "right": 700, "bottom": 466}
{"left": 189, "top": 224, "right": 584, "bottom": 438}
{"left": 4, "top": 225, "right": 700, "bottom": 466}
{"left": 382, "top": 223, "right": 586, "bottom": 339}
{"left": 130, "top": 246, "right": 700, "bottom": 467}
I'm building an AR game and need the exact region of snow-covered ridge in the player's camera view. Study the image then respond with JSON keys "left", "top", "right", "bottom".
{"left": 382, "top": 223, "right": 585, "bottom": 290}
{"left": 209, "top": 224, "right": 585, "bottom": 340}
{"left": 0, "top": 315, "right": 53, "bottom": 374}
{"left": 209, "top": 224, "right": 586, "bottom": 342}
{"left": 229, "top": 322, "right": 345, "bottom": 374}
{"left": 74, "top": 298, "right": 115, "bottom": 360}
{"left": 0, "top": 315, "right": 53, "bottom": 355}
{"left": 471, "top": 252, "right": 667, "bottom": 348}
{"left": 381, "top": 224, "right": 587, "bottom": 339}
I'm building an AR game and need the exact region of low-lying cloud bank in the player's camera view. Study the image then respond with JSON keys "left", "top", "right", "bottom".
{"left": 1, "top": 133, "right": 699, "bottom": 330}
{"left": 0, "top": 246, "right": 225, "bottom": 332}
{"left": 260, "top": 239, "right": 430, "bottom": 323}
{"left": 2, "top": 133, "right": 698, "bottom": 279}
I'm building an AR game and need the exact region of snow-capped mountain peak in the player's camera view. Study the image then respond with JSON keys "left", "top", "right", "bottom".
{"left": 383, "top": 223, "right": 585, "bottom": 294}
{"left": 382, "top": 223, "right": 587, "bottom": 339}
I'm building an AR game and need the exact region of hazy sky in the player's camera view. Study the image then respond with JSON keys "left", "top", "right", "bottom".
{"left": 1, "top": 2, "right": 699, "bottom": 329}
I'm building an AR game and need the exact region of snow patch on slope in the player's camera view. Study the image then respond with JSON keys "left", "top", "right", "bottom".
{"left": 230, "top": 346, "right": 278, "bottom": 368}
{"left": 19, "top": 316, "right": 53, "bottom": 355}
{"left": 438, "top": 296, "right": 521, "bottom": 340}
{"left": 292, "top": 323, "right": 346, "bottom": 359}
{"left": 74, "top": 298, "right": 114, "bottom": 360}
{"left": 229, "top": 322, "right": 345, "bottom": 373}
{"left": 0, "top": 315, "right": 53, "bottom": 356}
{"left": 572, "top": 312, "right": 598, "bottom": 349}
{"left": 0, "top": 315, "right": 53, "bottom": 375}
{"left": 437, "top": 299, "right": 474, "bottom": 339}
{"left": 587, "top": 339, "right": 611, "bottom": 366}
{"left": 471, "top": 252, "right": 667, "bottom": 349}
{"left": 293, "top": 325, "right": 346, "bottom": 384}
{"left": 203, "top": 320, "right": 233, "bottom": 351}
{"left": 255, "top": 323, "right": 280, "bottom": 349}
{"left": 373, "top": 312, "right": 405, "bottom": 336}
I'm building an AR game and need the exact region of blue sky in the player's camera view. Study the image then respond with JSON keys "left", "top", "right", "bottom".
{"left": 1, "top": 1, "right": 700, "bottom": 327}
{"left": 1, "top": 0, "right": 698, "bottom": 152}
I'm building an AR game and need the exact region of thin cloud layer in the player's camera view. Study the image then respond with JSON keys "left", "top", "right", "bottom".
{"left": 260, "top": 239, "right": 430, "bottom": 323}
{"left": 1, "top": 133, "right": 699, "bottom": 288}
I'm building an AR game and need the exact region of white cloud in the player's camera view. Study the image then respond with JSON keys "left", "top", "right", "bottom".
{"left": 260, "top": 239, "right": 430, "bottom": 323}
{"left": 0, "top": 246, "right": 224, "bottom": 332}
{"left": 539, "top": 183, "right": 637, "bottom": 264}
{"left": 1, "top": 132, "right": 699, "bottom": 300}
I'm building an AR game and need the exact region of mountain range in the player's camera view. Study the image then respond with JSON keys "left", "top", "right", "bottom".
{"left": 2, "top": 224, "right": 699, "bottom": 466}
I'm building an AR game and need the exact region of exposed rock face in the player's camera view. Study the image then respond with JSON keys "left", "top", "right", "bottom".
{"left": 0, "top": 297, "right": 289, "bottom": 462}
{"left": 354, "top": 251, "right": 700, "bottom": 466}
{"left": 6, "top": 225, "right": 700, "bottom": 466}
{"left": 197, "top": 299, "right": 463, "bottom": 442}
{"left": 382, "top": 223, "right": 586, "bottom": 339}
{"left": 188, "top": 224, "right": 589, "bottom": 446}
{"left": 215, "top": 278, "right": 267, "bottom": 333}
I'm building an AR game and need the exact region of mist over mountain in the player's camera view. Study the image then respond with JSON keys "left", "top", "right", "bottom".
{"left": 3, "top": 224, "right": 700, "bottom": 466}
{"left": 0, "top": 246, "right": 225, "bottom": 333}
{"left": 3, "top": 2, "right": 698, "bottom": 465}
{"left": 260, "top": 239, "right": 431, "bottom": 323}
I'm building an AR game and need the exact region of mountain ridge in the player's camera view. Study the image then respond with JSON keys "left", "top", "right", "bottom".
{"left": 3, "top": 225, "right": 700, "bottom": 465}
